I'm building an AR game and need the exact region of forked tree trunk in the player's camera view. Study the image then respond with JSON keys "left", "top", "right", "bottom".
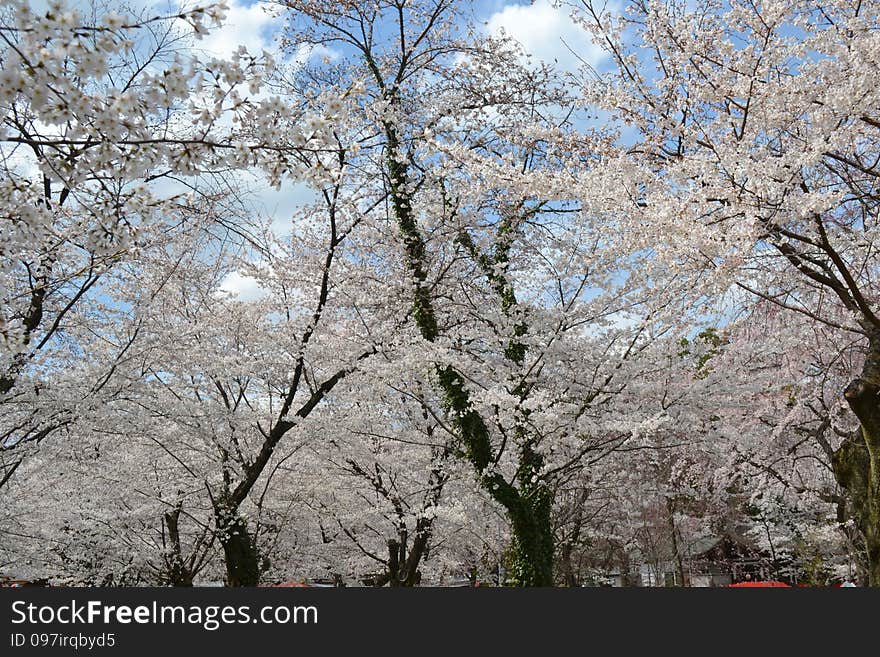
{"left": 384, "top": 115, "right": 556, "bottom": 586}
{"left": 377, "top": 525, "right": 430, "bottom": 587}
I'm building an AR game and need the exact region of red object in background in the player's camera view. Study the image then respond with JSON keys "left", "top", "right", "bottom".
{"left": 728, "top": 581, "right": 791, "bottom": 587}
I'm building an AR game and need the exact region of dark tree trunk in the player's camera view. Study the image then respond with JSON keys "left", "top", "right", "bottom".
{"left": 379, "top": 525, "right": 429, "bottom": 587}
{"left": 835, "top": 335, "right": 880, "bottom": 586}
{"left": 508, "top": 499, "right": 554, "bottom": 587}
{"left": 217, "top": 511, "right": 261, "bottom": 587}
{"left": 504, "top": 440, "right": 555, "bottom": 587}
{"left": 386, "top": 539, "right": 402, "bottom": 587}
{"left": 163, "top": 505, "right": 193, "bottom": 587}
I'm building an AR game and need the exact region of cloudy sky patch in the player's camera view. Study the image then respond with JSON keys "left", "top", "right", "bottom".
{"left": 487, "top": 0, "right": 609, "bottom": 74}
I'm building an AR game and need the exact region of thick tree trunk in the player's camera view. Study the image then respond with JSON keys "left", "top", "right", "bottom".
{"left": 505, "top": 441, "right": 555, "bottom": 587}
{"left": 835, "top": 336, "right": 880, "bottom": 586}
{"left": 380, "top": 526, "right": 429, "bottom": 587}
{"left": 217, "top": 511, "right": 261, "bottom": 587}
{"left": 166, "top": 565, "right": 193, "bottom": 587}
{"left": 508, "top": 493, "right": 554, "bottom": 587}
{"left": 163, "top": 506, "right": 193, "bottom": 587}
{"left": 386, "top": 538, "right": 402, "bottom": 587}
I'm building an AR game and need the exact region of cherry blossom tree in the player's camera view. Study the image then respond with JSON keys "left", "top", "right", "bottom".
{"left": 274, "top": 0, "right": 683, "bottom": 586}
{"left": 710, "top": 304, "right": 865, "bottom": 582}
{"left": 0, "top": 0, "right": 286, "bottom": 490}
{"left": 575, "top": 0, "right": 880, "bottom": 583}
{"left": 0, "top": 0, "right": 354, "bottom": 584}
{"left": 7, "top": 0, "right": 877, "bottom": 590}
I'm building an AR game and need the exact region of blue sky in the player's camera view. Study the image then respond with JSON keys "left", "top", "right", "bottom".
{"left": 202, "top": 1, "right": 615, "bottom": 297}
{"left": 17, "top": 0, "right": 610, "bottom": 298}
{"left": 23, "top": 1, "right": 612, "bottom": 68}
{"left": 194, "top": 0, "right": 611, "bottom": 70}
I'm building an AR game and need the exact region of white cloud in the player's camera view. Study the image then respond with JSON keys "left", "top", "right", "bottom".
{"left": 198, "top": 0, "right": 277, "bottom": 59}
{"left": 487, "top": 0, "right": 608, "bottom": 74}
{"left": 218, "top": 271, "right": 267, "bottom": 301}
